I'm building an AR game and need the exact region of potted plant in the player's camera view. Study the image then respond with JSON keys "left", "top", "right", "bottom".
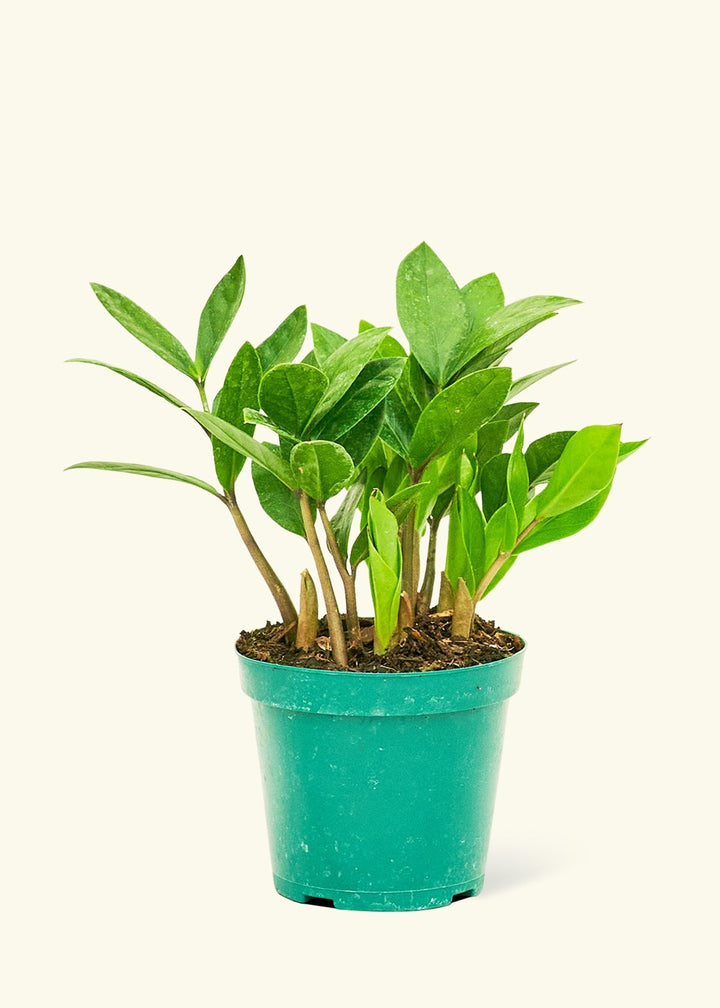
{"left": 67, "top": 243, "right": 644, "bottom": 911}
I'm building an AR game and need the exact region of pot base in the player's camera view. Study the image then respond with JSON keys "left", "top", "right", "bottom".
{"left": 274, "top": 874, "right": 485, "bottom": 912}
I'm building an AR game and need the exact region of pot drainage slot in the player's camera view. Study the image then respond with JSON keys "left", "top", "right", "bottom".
{"left": 451, "top": 889, "right": 474, "bottom": 903}
{"left": 304, "top": 896, "right": 335, "bottom": 908}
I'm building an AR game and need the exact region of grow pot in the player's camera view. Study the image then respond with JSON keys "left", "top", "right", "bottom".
{"left": 238, "top": 642, "right": 524, "bottom": 911}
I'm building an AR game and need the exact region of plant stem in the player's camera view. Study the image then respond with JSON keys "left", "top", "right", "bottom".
{"left": 224, "top": 489, "right": 298, "bottom": 630}
{"left": 472, "top": 519, "right": 541, "bottom": 606}
{"left": 417, "top": 516, "right": 439, "bottom": 615}
{"left": 318, "top": 504, "right": 362, "bottom": 643}
{"left": 197, "top": 380, "right": 211, "bottom": 412}
{"left": 299, "top": 492, "right": 348, "bottom": 668}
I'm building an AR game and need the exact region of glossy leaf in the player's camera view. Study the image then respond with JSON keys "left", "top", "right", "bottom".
{"left": 525, "top": 431, "right": 576, "bottom": 487}
{"left": 65, "top": 461, "right": 220, "bottom": 497}
{"left": 66, "top": 358, "right": 187, "bottom": 409}
{"left": 290, "top": 440, "right": 354, "bottom": 501}
{"left": 212, "top": 342, "right": 261, "bottom": 491}
{"left": 313, "top": 358, "right": 404, "bottom": 442}
{"left": 461, "top": 273, "right": 504, "bottom": 331}
{"left": 196, "top": 255, "right": 246, "bottom": 378}
{"left": 506, "top": 421, "right": 529, "bottom": 542}
{"left": 252, "top": 456, "right": 306, "bottom": 536}
{"left": 457, "top": 295, "right": 580, "bottom": 376}
{"left": 509, "top": 361, "right": 574, "bottom": 399}
{"left": 330, "top": 481, "right": 365, "bottom": 560}
{"left": 482, "top": 502, "right": 510, "bottom": 573}
{"left": 259, "top": 363, "right": 329, "bottom": 438}
{"left": 446, "top": 487, "right": 485, "bottom": 595}
{"left": 90, "top": 283, "right": 197, "bottom": 378}
{"left": 408, "top": 368, "right": 512, "bottom": 468}
{"left": 367, "top": 493, "right": 402, "bottom": 653}
{"left": 516, "top": 481, "right": 614, "bottom": 552}
{"left": 533, "top": 424, "right": 621, "bottom": 518}
{"left": 335, "top": 402, "right": 385, "bottom": 466}
{"left": 184, "top": 408, "right": 296, "bottom": 488}
{"left": 308, "top": 326, "right": 391, "bottom": 427}
{"left": 493, "top": 401, "right": 539, "bottom": 439}
{"left": 480, "top": 453, "right": 510, "bottom": 519}
{"left": 256, "top": 306, "right": 308, "bottom": 371}
{"left": 311, "top": 323, "right": 346, "bottom": 365}
{"left": 396, "top": 242, "right": 469, "bottom": 387}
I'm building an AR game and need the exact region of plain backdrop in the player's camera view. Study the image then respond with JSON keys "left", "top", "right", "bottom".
{"left": 2, "top": 1, "right": 718, "bottom": 1005}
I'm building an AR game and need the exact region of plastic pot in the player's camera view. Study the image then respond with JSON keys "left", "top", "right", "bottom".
{"left": 238, "top": 644, "right": 524, "bottom": 911}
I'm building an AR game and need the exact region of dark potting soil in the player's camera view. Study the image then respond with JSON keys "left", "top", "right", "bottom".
{"left": 236, "top": 612, "right": 523, "bottom": 673}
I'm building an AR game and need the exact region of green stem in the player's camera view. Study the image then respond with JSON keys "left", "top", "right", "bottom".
{"left": 299, "top": 492, "right": 348, "bottom": 668}
{"left": 472, "top": 519, "right": 541, "bottom": 606}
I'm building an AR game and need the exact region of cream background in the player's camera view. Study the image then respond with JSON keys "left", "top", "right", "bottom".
{"left": 2, "top": 1, "right": 718, "bottom": 1005}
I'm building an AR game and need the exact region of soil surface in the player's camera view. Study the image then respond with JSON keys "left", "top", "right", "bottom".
{"left": 236, "top": 612, "right": 524, "bottom": 673}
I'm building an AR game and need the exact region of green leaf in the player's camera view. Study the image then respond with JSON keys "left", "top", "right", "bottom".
{"left": 335, "top": 402, "right": 385, "bottom": 467}
{"left": 367, "top": 493, "right": 403, "bottom": 653}
{"left": 446, "top": 487, "right": 485, "bottom": 595}
{"left": 311, "top": 323, "right": 346, "bottom": 365}
{"left": 242, "top": 408, "right": 299, "bottom": 442}
{"left": 534, "top": 424, "right": 621, "bottom": 518}
{"left": 195, "top": 255, "right": 246, "bottom": 379}
{"left": 509, "top": 361, "right": 574, "bottom": 399}
{"left": 456, "top": 296, "right": 580, "bottom": 376}
{"left": 65, "top": 461, "right": 220, "bottom": 497}
{"left": 256, "top": 306, "right": 308, "bottom": 371}
{"left": 475, "top": 421, "right": 511, "bottom": 474}
{"left": 90, "top": 283, "right": 197, "bottom": 379}
{"left": 461, "top": 273, "right": 504, "bottom": 332}
{"left": 381, "top": 355, "right": 432, "bottom": 457}
{"left": 313, "top": 358, "right": 404, "bottom": 442}
{"left": 251, "top": 455, "right": 307, "bottom": 536}
{"left": 493, "top": 401, "right": 539, "bottom": 438}
{"left": 290, "top": 440, "right": 354, "bottom": 501}
{"left": 482, "top": 503, "right": 510, "bottom": 573}
{"left": 619, "top": 439, "right": 648, "bottom": 462}
{"left": 480, "top": 453, "right": 510, "bottom": 519}
{"left": 259, "top": 363, "right": 329, "bottom": 438}
{"left": 184, "top": 408, "right": 296, "bottom": 488}
{"left": 396, "top": 242, "right": 469, "bottom": 387}
{"left": 308, "top": 326, "right": 391, "bottom": 428}
{"left": 330, "top": 480, "right": 365, "bottom": 560}
{"left": 506, "top": 421, "right": 529, "bottom": 542}
{"left": 525, "top": 430, "right": 576, "bottom": 487}
{"left": 212, "top": 342, "right": 262, "bottom": 491}
{"left": 516, "top": 481, "right": 614, "bottom": 553}
{"left": 408, "top": 368, "right": 512, "bottom": 468}
{"left": 66, "top": 358, "right": 188, "bottom": 409}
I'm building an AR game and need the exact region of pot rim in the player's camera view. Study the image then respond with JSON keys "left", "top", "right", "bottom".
{"left": 237, "top": 637, "right": 525, "bottom": 717}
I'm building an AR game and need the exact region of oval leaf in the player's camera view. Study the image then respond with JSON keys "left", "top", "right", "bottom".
{"left": 212, "top": 342, "right": 262, "bottom": 491}
{"left": 396, "top": 242, "right": 469, "bottom": 387}
{"left": 290, "top": 440, "right": 354, "bottom": 501}
{"left": 259, "top": 363, "right": 329, "bottom": 438}
{"left": 534, "top": 424, "right": 621, "bottom": 518}
{"left": 408, "top": 368, "right": 512, "bottom": 468}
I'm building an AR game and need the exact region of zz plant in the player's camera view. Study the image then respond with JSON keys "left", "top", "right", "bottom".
{"left": 68, "top": 243, "right": 643, "bottom": 667}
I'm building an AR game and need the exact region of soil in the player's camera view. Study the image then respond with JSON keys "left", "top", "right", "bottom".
{"left": 236, "top": 612, "right": 524, "bottom": 673}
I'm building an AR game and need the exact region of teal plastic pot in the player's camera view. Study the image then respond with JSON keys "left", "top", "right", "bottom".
{"left": 238, "top": 644, "right": 524, "bottom": 911}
